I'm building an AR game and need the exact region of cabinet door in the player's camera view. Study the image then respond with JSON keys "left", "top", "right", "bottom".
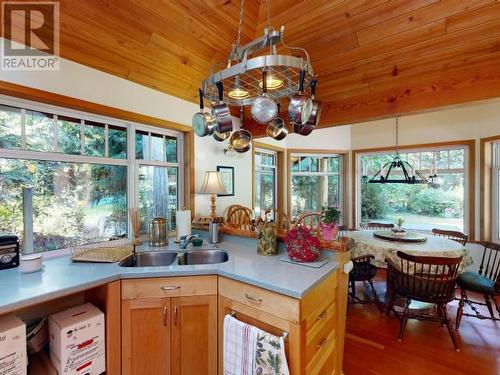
{"left": 170, "top": 295, "right": 217, "bottom": 375}
{"left": 122, "top": 298, "right": 170, "bottom": 375}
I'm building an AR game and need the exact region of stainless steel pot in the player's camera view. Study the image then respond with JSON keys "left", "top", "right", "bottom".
{"left": 213, "top": 130, "right": 230, "bottom": 142}
{"left": 192, "top": 89, "right": 217, "bottom": 137}
{"left": 149, "top": 217, "right": 168, "bottom": 247}
{"left": 251, "top": 69, "right": 278, "bottom": 124}
{"left": 288, "top": 69, "right": 313, "bottom": 125}
{"left": 266, "top": 103, "right": 288, "bottom": 140}
{"left": 229, "top": 129, "right": 252, "bottom": 153}
{"left": 306, "top": 79, "right": 322, "bottom": 127}
{"left": 293, "top": 122, "right": 314, "bottom": 136}
{"left": 213, "top": 81, "right": 233, "bottom": 133}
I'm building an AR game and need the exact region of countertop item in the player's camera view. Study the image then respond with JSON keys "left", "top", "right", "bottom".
{"left": 0, "top": 234, "right": 339, "bottom": 315}
{"left": 19, "top": 254, "right": 43, "bottom": 273}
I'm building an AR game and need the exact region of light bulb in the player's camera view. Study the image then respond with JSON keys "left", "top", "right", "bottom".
{"left": 259, "top": 75, "right": 284, "bottom": 90}
{"left": 228, "top": 88, "right": 249, "bottom": 99}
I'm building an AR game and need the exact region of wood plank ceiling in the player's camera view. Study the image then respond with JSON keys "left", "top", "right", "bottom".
{"left": 3, "top": 0, "right": 500, "bottom": 133}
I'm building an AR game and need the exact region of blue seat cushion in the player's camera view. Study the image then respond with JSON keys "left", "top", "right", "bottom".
{"left": 457, "top": 271, "right": 496, "bottom": 294}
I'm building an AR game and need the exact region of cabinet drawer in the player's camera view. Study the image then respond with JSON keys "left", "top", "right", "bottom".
{"left": 121, "top": 276, "right": 217, "bottom": 300}
{"left": 306, "top": 300, "right": 336, "bottom": 342}
{"left": 305, "top": 321, "right": 336, "bottom": 375}
{"left": 218, "top": 277, "right": 300, "bottom": 323}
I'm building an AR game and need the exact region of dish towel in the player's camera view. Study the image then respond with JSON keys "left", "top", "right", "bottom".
{"left": 223, "top": 314, "right": 259, "bottom": 375}
{"left": 255, "top": 330, "right": 290, "bottom": 375}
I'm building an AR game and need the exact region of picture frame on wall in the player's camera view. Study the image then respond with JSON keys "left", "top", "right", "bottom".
{"left": 216, "top": 166, "right": 234, "bottom": 196}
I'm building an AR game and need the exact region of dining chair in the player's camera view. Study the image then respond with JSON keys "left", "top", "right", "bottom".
{"left": 263, "top": 208, "right": 292, "bottom": 231}
{"left": 294, "top": 211, "right": 322, "bottom": 239}
{"left": 386, "top": 251, "right": 463, "bottom": 351}
{"left": 455, "top": 241, "right": 500, "bottom": 329}
{"left": 431, "top": 228, "right": 468, "bottom": 246}
{"left": 361, "top": 222, "right": 395, "bottom": 230}
{"left": 225, "top": 205, "right": 254, "bottom": 231}
{"left": 349, "top": 254, "right": 384, "bottom": 313}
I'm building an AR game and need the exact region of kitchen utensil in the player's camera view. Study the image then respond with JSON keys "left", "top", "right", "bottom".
{"left": 0, "top": 235, "right": 19, "bottom": 270}
{"left": 288, "top": 69, "right": 313, "bottom": 125}
{"left": 213, "top": 130, "right": 231, "bottom": 142}
{"left": 149, "top": 217, "right": 169, "bottom": 247}
{"left": 229, "top": 129, "right": 252, "bottom": 153}
{"left": 293, "top": 122, "right": 314, "bottom": 136}
{"left": 19, "top": 254, "right": 43, "bottom": 273}
{"left": 209, "top": 221, "right": 221, "bottom": 244}
{"left": 266, "top": 103, "right": 288, "bottom": 140}
{"left": 251, "top": 69, "right": 278, "bottom": 124}
{"left": 213, "top": 81, "right": 233, "bottom": 133}
{"left": 192, "top": 89, "right": 217, "bottom": 137}
{"left": 306, "top": 78, "right": 322, "bottom": 127}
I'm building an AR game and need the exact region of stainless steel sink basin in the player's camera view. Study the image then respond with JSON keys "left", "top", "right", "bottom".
{"left": 178, "top": 250, "right": 229, "bottom": 265}
{"left": 119, "top": 251, "right": 178, "bottom": 267}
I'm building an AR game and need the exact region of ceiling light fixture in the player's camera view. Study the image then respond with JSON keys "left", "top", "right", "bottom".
{"left": 227, "top": 76, "right": 249, "bottom": 99}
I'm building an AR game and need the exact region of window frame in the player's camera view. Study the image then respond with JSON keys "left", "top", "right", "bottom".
{"left": 288, "top": 150, "right": 346, "bottom": 222}
{"left": 492, "top": 142, "right": 500, "bottom": 243}
{"left": 353, "top": 141, "right": 475, "bottom": 236}
{"left": 0, "top": 95, "right": 185, "bottom": 255}
{"left": 253, "top": 148, "right": 278, "bottom": 218}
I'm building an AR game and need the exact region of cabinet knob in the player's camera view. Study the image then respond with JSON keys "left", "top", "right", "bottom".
{"left": 161, "top": 286, "right": 180, "bottom": 291}
{"left": 317, "top": 337, "right": 328, "bottom": 349}
{"left": 317, "top": 309, "right": 328, "bottom": 320}
{"left": 244, "top": 293, "right": 263, "bottom": 302}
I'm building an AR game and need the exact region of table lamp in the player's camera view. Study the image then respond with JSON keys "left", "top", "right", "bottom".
{"left": 199, "top": 171, "right": 227, "bottom": 219}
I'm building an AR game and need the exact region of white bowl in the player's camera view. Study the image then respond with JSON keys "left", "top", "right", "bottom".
{"left": 19, "top": 254, "right": 43, "bottom": 273}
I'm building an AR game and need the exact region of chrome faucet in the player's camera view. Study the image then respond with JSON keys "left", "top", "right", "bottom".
{"left": 179, "top": 234, "right": 198, "bottom": 249}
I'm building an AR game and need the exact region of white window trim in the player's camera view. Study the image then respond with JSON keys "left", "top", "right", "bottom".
{"left": 0, "top": 96, "right": 184, "bottom": 257}
{"left": 290, "top": 153, "right": 344, "bottom": 219}
{"left": 492, "top": 142, "right": 500, "bottom": 243}
{"left": 254, "top": 148, "right": 278, "bottom": 216}
{"left": 355, "top": 144, "right": 470, "bottom": 233}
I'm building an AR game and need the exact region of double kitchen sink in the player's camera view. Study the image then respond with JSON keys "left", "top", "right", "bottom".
{"left": 118, "top": 249, "right": 229, "bottom": 267}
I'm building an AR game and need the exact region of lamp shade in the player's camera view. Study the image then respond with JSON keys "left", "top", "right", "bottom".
{"left": 199, "top": 171, "right": 227, "bottom": 195}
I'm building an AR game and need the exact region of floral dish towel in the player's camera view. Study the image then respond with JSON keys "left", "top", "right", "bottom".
{"left": 255, "top": 330, "right": 290, "bottom": 375}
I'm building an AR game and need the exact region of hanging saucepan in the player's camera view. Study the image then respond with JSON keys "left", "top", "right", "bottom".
{"left": 213, "top": 130, "right": 230, "bottom": 142}
{"left": 212, "top": 81, "right": 233, "bottom": 133}
{"left": 266, "top": 103, "right": 288, "bottom": 141}
{"left": 306, "top": 78, "right": 322, "bottom": 127}
{"left": 293, "top": 122, "right": 314, "bottom": 136}
{"left": 192, "top": 88, "right": 217, "bottom": 137}
{"left": 288, "top": 69, "right": 313, "bottom": 125}
{"left": 251, "top": 69, "right": 278, "bottom": 124}
{"left": 229, "top": 108, "right": 252, "bottom": 153}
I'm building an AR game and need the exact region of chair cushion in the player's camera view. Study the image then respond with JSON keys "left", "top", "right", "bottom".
{"left": 457, "top": 271, "right": 496, "bottom": 294}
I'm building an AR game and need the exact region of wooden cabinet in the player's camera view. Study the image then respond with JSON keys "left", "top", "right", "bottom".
{"left": 171, "top": 295, "right": 217, "bottom": 375}
{"left": 122, "top": 298, "right": 171, "bottom": 375}
{"left": 121, "top": 277, "right": 217, "bottom": 375}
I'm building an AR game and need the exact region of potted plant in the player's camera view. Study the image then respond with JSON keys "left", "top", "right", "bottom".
{"left": 320, "top": 206, "right": 342, "bottom": 240}
{"left": 393, "top": 217, "right": 406, "bottom": 236}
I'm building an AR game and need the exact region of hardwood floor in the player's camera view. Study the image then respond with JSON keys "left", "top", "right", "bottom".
{"left": 343, "top": 275, "right": 499, "bottom": 375}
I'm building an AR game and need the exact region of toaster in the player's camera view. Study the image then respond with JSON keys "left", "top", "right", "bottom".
{"left": 0, "top": 235, "right": 20, "bottom": 270}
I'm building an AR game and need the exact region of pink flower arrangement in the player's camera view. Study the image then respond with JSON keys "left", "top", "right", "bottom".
{"left": 285, "top": 226, "right": 321, "bottom": 262}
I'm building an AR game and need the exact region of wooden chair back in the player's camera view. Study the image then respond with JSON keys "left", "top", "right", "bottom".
{"left": 387, "top": 251, "right": 462, "bottom": 304}
{"left": 350, "top": 254, "right": 376, "bottom": 281}
{"left": 263, "top": 208, "right": 292, "bottom": 230}
{"left": 479, "top": 242, "right": 500, "bottom": 291}
{"left": 361, "top": 222, "right": 394, "bottom": 230}
{"left": 432, "top": 228, "right": 468, "bottom": 246}
{"left": 337, "top": 225, "right": 348, "bottom": 237}
{"left": 225, "top": 205, "right": 254, "bottom": 230}
{"left": 294, "top": 211, "right": 322, "bottom": 239}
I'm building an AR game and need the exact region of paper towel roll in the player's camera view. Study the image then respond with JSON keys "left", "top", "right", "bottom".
{"left": 176, "top": 210, "right": 192, "bottom": 240}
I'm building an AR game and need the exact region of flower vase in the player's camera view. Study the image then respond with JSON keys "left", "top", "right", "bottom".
{"left": 321, "top": 223, "right": 338, "bottom": 241}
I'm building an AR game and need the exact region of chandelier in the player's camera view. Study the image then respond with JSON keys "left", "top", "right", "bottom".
{"left": 191, "top": 0, "right": 320, "bottom": 152}
{"left": 361, "top": 118, "right": 438, "bottom": 185}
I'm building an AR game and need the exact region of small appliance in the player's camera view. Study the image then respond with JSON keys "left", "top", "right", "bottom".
{"left": 0, "top": 235, "right": 20, "bottom": 270}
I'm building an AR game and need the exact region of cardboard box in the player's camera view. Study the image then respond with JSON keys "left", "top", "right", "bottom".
{"left": 49, "top": 303, "right": 105, "bottom": 375}
{"left": 0, "top": 314, "right": 27, "bottom": 375}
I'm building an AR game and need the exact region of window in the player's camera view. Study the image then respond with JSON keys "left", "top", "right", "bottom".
{"left": 0, "top": 100, "right": 183, "bottom": 254}
{"left": 358, "top": 146, "right": 468, "bottom": 232}
{"left": 254, "top": 149, "right": 277, "bottom": 218}
{"left": 492, "top": 142, "right": 500, "bottom": 242}
{"left": 290, "top": 154, "right": 343, "bottom": 220}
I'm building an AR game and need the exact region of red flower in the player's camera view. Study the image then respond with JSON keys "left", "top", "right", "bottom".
{"left": 285, "top": 226, "right": 320, "bottom": 262}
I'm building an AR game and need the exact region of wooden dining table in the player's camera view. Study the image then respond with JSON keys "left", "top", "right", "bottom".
{"left": 346, "top": 230, "right": 473, "bottom": 269}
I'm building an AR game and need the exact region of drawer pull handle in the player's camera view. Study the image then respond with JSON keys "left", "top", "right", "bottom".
{"left": 317, "top": 338, "right": 328, "bottom": 349}
{"left": 174, "top": 306, "right": 178, "bottom": 325}
{"left": 161, "top": 286, "right": 180, "bottom": 291}
{"left": 317, "top": 309, "right": 328, "bottom": 320}
{"left": 244, "top": 293, "right": 263, "bottom": 302}
{"left": 163, "top": 306, "right": 168, "bottom": 326}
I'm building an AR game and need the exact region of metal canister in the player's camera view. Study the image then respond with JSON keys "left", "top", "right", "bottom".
{"left": 208, "top": 222, "right": 221, "bottom": 244}
{"left": 149, "top": 217, "right": 168, "bottom": 247}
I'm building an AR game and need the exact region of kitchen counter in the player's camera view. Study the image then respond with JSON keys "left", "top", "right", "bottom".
{"left": 0, "top": 234, "right": 339, "bottom": 315}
